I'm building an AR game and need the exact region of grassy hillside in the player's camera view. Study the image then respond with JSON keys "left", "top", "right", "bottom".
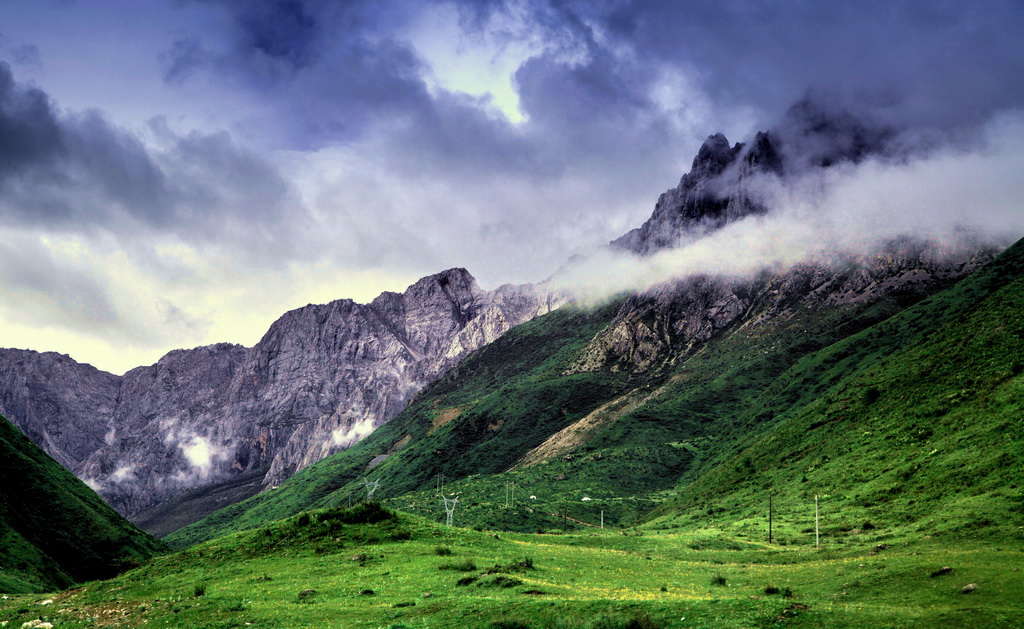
{"left": 3, "top": 503, "right": 1021, "bottom": 628}
{"left": 168, "top": 240, "right": 1024, "bottom": 549}
{"left": 655, "top": 243, "right": 1024, "bottom": 542}
{"left": 0, "top": 415, "right": 166, "bottom": 593}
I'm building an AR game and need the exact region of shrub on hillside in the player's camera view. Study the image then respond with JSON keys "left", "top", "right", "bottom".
{"left": 318, "top": 501, "right": 395, "bottom": 524}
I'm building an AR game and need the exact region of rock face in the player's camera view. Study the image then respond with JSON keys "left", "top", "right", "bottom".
{"left": 1, "top": 269, "right": 559, "bottom": 517}
{"left": 0, "top": 349, "right": 120, "bottom": 471}
{"left": 612, "top": 97, "right": 890, "bottom": 256}
{"left": 570, "top": 243, "right": 993, "bottom": 373}
{"left": 581, "top": 98, "right": 988, "bottom": 372}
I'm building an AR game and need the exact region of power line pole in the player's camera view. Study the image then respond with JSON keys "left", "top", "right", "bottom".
{"left": 442, "top": 495, "right": 459, "bottom": 527}
{"left": 768, "top": 493, "right": 773, "bottom": 544}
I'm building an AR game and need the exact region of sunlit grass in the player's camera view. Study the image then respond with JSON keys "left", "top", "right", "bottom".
{"left": 2, "top": 504, "right": 1022, "bottom": 628}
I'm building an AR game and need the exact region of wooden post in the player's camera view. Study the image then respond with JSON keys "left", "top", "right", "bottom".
{"left": 815, "top": 495, "right": 820, "bottom": 549}
{"left": 601, "top": 510, "right": 604, "bottom": 529}
{"left": 769, "top": 493, "right": 773, "bottom": 544}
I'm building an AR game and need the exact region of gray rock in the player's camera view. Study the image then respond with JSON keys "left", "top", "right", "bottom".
{"left": 571, "top": 242, "right": 992, "bottom": 373}
{"left": 612, "top": 98, "right": 890, "bottom": 257}
{"left": 1, "top": 269, "right": 560, "bottom": 518}
{"left": 0, "top": 349, "right": 120, "bottom": 470}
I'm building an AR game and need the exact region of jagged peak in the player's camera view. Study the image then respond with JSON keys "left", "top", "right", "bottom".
{"left": 687, "top": 133, "right": 742, "bottom": 180}
{"left": 741, "top": 130, "right": 783, "bottom": 174}
{"left": 0, "top": 347, "right": 115, "bottom": 376}
{"left": 154, "top": 342, "right": 249, "bottom": 364}
{"left": 407, "top": 267, "right": 477, "bottom": 291}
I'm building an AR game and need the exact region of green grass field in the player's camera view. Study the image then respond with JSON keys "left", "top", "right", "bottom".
{"left": 2, "top": 503, "right": 1021, "bottom": 628}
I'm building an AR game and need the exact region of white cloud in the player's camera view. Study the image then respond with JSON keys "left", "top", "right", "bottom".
{"left": 162, "top": 426, "right": 229, "bottom": 479}
{"left": 554, "top": 111, "right": 1024, "bottom": 302}
{"left": 181, "top": 435, "right": 216, "bottom": 473}
{"left": 109, "top": 464, "right": 137, "bottom": 484}
{"left": 331, "top": 418, "right": 377, "bottom": 449}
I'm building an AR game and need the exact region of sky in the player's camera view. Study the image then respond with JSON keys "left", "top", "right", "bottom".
{"left": 1, "top": 0, "right": 1023, "bottom": 374}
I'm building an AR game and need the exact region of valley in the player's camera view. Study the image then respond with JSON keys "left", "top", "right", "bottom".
{"left": 1, "top": 99, "right": 1021, "bottom": 627}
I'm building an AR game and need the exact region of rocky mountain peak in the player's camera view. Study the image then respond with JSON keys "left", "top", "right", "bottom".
{"left": 690, "top": 132, "right": 740, "bottom": 178}
{"left": 0, "top": 348, "right": 120, "bottom": 471}
{"left": 610, "top": 131, "right": 771, "bottom": 255}
{"left": 612, "top": 96, "right": 895, "bottom": 257}
{"left": 741, "top": 131, "right": 783, "bottom": 175}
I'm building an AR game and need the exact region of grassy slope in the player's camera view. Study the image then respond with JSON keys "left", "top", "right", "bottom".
{"left": 655, "top": 241, "right": 1024, "bottom": 543}
{"left": 167, "top": 301, "right": 632, "bottom": 547}
{"left": 0, "top": 415, "right": 166, "bottom": 593}
{"left": 3, "top": 503, "right": 1020, "bottom": 628}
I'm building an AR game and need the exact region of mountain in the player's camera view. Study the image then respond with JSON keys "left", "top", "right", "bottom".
{"left": 162, "top": 99, "right": 1016, "bottom": 546}
{"left": 653, "top": 236, "right": 1024, "bottom": 537}
{"left": 0, "top": 98, "right": 1005, "bottom": 542}
{"left": 0, "top": 414, "right": 165, "bottom": 593}
{"left": 0, "top": 270, "right": 560, "bottom": 528}
{"left": 167, "top": 232, "right": 1022, "bottom": 549}
{"left": 0, "top": 349, "right": 121, "bottom": 472}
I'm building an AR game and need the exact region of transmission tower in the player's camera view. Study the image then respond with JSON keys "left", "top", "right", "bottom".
{"left": 442, "top": 494, "right": 460, "bottom": 527}
{"left": 362, "top": 478, "right": 380, "bottom": 501}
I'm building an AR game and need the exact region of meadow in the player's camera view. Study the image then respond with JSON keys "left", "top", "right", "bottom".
{"left": 2, "top": 502, "right": 1021, "bottom": 628}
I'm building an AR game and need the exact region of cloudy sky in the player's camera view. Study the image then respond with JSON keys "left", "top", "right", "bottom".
{"left": 1, "top": 0, "right": 1023, "bottom": 374}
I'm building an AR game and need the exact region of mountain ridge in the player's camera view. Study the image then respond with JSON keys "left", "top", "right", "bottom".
{"left": 0, "top": 268, "right": 561, "bottom": 528}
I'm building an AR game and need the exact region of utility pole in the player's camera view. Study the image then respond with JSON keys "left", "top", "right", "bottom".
{"left": 442, "top": 495, "right": 459, "bottom": 527}
{"left": 363, "top": 478, "right": 380, "bottom": 501}
{"left": 815, "top": 495, "right": 820, "bottom": 549}
{"left": 601, "top": 510, "right": 604, "bottom": 529}
{"left": 768, "top": 493, "right": 773, "bottom": 544}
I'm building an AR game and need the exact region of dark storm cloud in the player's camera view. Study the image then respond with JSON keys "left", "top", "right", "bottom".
{"left": 165, "top": 0, "right": 1024, "bottom": 187}
{"left": 153, "top": 0, "right": 1024, "bottom": 283}
{"left": 171, "top": 0, "right": 432, "bottom": 147}
{"left": 235, "top": 0, "right": 319, "bottom": 67}
{"left": 569, "top": 0, "right": 1024, "bottom": 131}
{"left": 0, "top": 62, "right": 64, "bottom": 180}
{"left": 0, "top": 62, "right": 306, "bottom": 256}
